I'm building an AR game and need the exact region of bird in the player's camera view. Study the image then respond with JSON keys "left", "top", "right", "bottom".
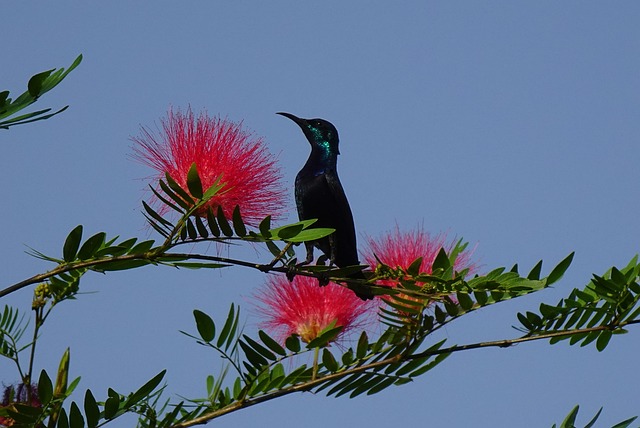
{"left": 277, "top": 112, "right": 372, "bottom": 300}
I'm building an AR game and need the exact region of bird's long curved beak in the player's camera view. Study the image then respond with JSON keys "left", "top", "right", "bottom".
{"left": 276, "top": 112, "right": 306, "bottom": 127}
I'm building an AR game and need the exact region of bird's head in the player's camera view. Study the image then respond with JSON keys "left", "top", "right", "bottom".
{"left": 277, "top": 112, "right": 340, "bottom": 155}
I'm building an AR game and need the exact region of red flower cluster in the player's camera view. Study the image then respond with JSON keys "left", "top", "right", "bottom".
{"left": 361, "top": 225, "right": 478, "bottom": 309}
{"left": 255, "top": 275, "right": 375, "bottom": 344}
{"left": 0, "top": 383, "right": 41, "bottom": 427}
{"left": 133, "top": 107, "right": 287, "bottom": 225}
{"left": 362, "top": 225, "right": 478, "bottom": 282}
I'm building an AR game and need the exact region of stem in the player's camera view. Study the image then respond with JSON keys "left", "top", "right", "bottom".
{"left": 170, "top": 354, "right": 403, "bottom": 428}
{"left": 311, "top": 347, "right": 320, "bottom": 381}
{"left": 25, "top": 306, "right": 43, "bottom": 403}
{"left": 408, "top": 320, "right": 640, "bottom": 360}
{"left": 0, "top": 250, "right": 375, "bottom": 299}
{"left": 266, "top": 242, "right": 294, "bottom": 268}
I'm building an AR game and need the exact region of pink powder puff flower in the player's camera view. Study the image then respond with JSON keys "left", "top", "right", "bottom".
{"left": 132, "top": 107, "right": 287, "bottom": 225}
{"left": 363, "top": 226, "right": 477, "bottom": 278}
{"left": 362, "top": 225, "right": 478, "bottom": 304}
{"left": 255, "top": 275, "right": 376, "bottom": 344}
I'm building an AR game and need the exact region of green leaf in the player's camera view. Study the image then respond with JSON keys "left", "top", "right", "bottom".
{"left": 96, "top": 259, "right": 150, "bottom": 271}
{"left": 326, "top": 373, "right": 363, "bottom": 397}
{"left": 547, "top": 252, "right": 575, "bottom": 286}
{"left": 239, "top": 340, "right": 268, "bottom": 368}
{"left": 456, "top": 292, "right": 474, "bottom": 311}
{"left": 611, "top": 416, "right": 639, "bottom": 428}
{"left": 84, "top": 389, "right": 99, "bottom": 428}
{"left": 57, "top": 407, "right": 69, "bottom": 428}
{"left": 186, "top": 163, "right": 203, "bottom": 199}
{"left": 584, "top": 407, "right": 603, "bottom": 428}
{"left": 322, "top": 348, "right": 339, "bottom": 372}
{"left": 206, "top": 207, "right": 221, "bottom": 237}
{"left": 242, "top": 334, "right": 277, "bottom": 361}
{"left": 69, "top": 401, "right": 84, "bottom": 428}
{"left": 558, "top": 405, "right": 579, "bottom": 428}
{"left": 54, "top": 348, "right": 71, "bottom": 397}
{"left": 281, "top": 364, "right": 308, "bottom": 386}
{"left": 149, "top": 184, "right": 183, "bottom": 214}
{"left": 202, "top": 176, "right": 225, "bottom": 200}
{"left": 232, "top": 205, "right": 247, "bottom": 237}
{"left": 350, "top": 374, "right": 392, "bottom": 398}
{"left": 38, "top": 369, "right": 53, "bottom": 405}
{"left": 194, "top": 310, "right": 215, "bottom": 342}
{"left": 142, "top": 201, "right": 173, "bottom": 228}
{"left": 285, "top": 334, "right": 301, "bottom": 353}
{"left": 258, "top": 330, "right": 287, "bottom": 356}
{"left": 273, "top": 223, "right": 305, "bottom": 240}
{"left": 217, "top": 207, "right": 233, "bottom": 237}
{"left": 259, "top": 215, "right": 272, "bottom": 238}
{"left": 186, "top": 218, "right": 198, "bottom": 240}
{"left": 610, "top": 267, "right": 626, "bottom": 286}
{"left": 434, "top": 305, "right": 448, "bottom": 323}
{"left": 356, "top": 332, "right": 368, "bottom": 360}
{"left": 217, "top": 304, "right": 238, "bottom": 350}
{"left": 194, "top": 215, "right": 209, "bottom": 238}
{"left": 142, "top": 213, "right": 170, "bottom": 238}
{"left": 28, "top": 69, "right": 53, "bottom": 97}
{"left": 527, "top": 260, "right": 543, "bottom": 280}
{"left": 336, "top": 373, "right": 373, "bottom": 398}
{"left": 125, "top": 370, "right": 166, "bottom": 408}
{"left": 366, "top": 377, "right": 397, "bottom": 395}
{"left": 129, "top": 239, "right": 155, "bottom": 254}
{"left": 103, "top": 390, "right": 119, "bottom": 419}
{"left": 76, "top": 232, "right": 107, "bottom": 260}
{"left": 306, "top": 324, "right": 343, "bottom": 349}
{"left": 84, "top": 389, "right": 100, "bottom": 428}
{"left": 342, "top": 349, "right": 354, "bottom": 366}
{"left": 285, "top": 228, "right": 335, "bottom": 243}
{"left": 396, "top": 356, "right": 430, "bottom": 377}
{"left": 409, "top": 352, "right": 451, "bottom": 377}
{"left": 595, "top": 329, "right": 612, "bottom": 352}
{"left": 474, "top": 290, "right": 488, "bottom": 306}
{"left": 165, "top": 172, "right": 194, "bottom": 206}
{"left": 431, "top": 248, "right": 450, "bottom": 272}
{"left": 406, "top": 257, "right": 423, "bottom": 276}
{"left": 63, "top": 225, "right": 83, "bottom": 262}
{"left": 265, "top": 240, "right": 282, "bottom": 257}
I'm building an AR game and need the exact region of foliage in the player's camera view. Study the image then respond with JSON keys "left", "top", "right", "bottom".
{"left": 0, "top": 163, "right": 638, "bottom": 427}
{"left": 0, "top": 55, "right": 82, "bottom": 129}
{"left": 1, "top": 66, "right": 638, "bottom": 427}
{"left": 553, "top": 405, "right": 637, "bottom": 428}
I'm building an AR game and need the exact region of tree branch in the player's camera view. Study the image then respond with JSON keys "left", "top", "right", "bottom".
{"left": 408, "top": 320, "right": 640, "bottom": 360}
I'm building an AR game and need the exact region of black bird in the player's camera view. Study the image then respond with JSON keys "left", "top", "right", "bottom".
{"left": 277, "top": 112, "right": 371, "bottom": 300}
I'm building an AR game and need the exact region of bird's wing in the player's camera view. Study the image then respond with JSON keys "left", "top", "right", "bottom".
{"left": 323, "top": 172, "right": 359, "bottom": 265}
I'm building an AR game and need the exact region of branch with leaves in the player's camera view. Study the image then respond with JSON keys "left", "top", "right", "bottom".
{"left": 1, "top": 163, "right": 639, "bottom": 428}
{"left": 1, "top": 85, "right": 638, "bottom": 427}
{"left": 1, "top": 55, "right": 82, "bottom": 130}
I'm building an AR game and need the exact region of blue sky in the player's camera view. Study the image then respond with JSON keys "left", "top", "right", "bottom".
{"left": 2, "top": 2, "right": 639, "bottom": 427}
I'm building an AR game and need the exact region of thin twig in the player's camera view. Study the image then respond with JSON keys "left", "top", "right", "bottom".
{"left": 170, "top": 354, "right": 403, "bottom": 427}
{"left": 408, "top": 320, "right": 640, "bottom": 360}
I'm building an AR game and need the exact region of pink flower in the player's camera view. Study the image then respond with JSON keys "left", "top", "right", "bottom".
{"left": 255, "top": 275, "right": 375, "bottom": 344}
{"left": 363, "top": 226, "right": 477, "bottom": 278}
{"left": 133, "top": 107, "right": 287, "bottom": 225}
{"left": 0, "top": 383, "right": 41, "bottom": 427}
{"left": 362, "top": 225, "right": 478, "bottom": 304}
